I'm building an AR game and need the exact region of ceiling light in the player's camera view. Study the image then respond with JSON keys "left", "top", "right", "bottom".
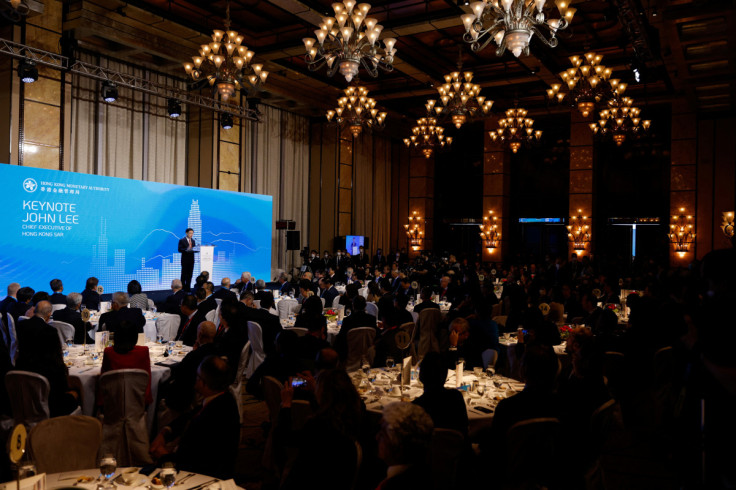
{"left": 403, "top": 105, "right": 453, "bottom": 159}
{"left": 326, "top": 86, "right": 387, "bottom": 137}
{"left": 461, "top": 0, "right": 574, "bottom": 58}
{"left": 167, "top": 98, "right": 182, "bottom": 118}
{"left": 17, "top": 60, "right": 37, "bottom": 83}
{"left": 220, "top": 113, "right": 233, "bottom": 130}
{"left": 547, "top": 51, "right": 614, "bottom": 117}
{"left": 588, "top": 96, "right": 651, "bottom": 146}
{"left": 101, "top": 81, "right": 118, "bottom": 103}
{"left": 488, "top": 106, "right": 542, "bottom": 153}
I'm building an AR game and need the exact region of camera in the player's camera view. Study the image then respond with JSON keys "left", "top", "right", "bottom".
{"left": 291, "top": 377, "right": 306, "bottom": 388}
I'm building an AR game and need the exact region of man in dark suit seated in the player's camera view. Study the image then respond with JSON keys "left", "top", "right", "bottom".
{"left": 413, "top": 351, "right": 468, "bottom": 437}
{"left": 162, "top": 279, "right": 186, "bottom": 315}
{"left": 276, "top": 272, "right": 293, "bottom": 296}
{"left": 242, "top": 292, "right": 282, "bottom": 355}
{"left": 48, "top": 278, "right": 67, "bottom": 306}
{"left": 52, "top": 292, "right": 94, "bottom": 344}
{"left": 196, "top": 282, "right": 218, "bottom": 317}
{"left": 318, "top": 277, "right": 339, "bottom": 309}
{"left": 334, "top": 296, "right": 377, "bottom": 361}
{"left": 293, "top": 314, "right": 330, "bottom": 371}
{"left": 212, "top": 278, "right": 237, "bottom": 302}
{"left": 215, "top": 299, "right": 249, "bottom": 375}
{"left": 377, "top": 278, "right": 395, "bottom": 320}
{"left": 14, "top": 301, "right": 79, "bottom": 416}
{"left": 177, "top": 294, "right": 207, "bottom": 347}
{"left": 97, "top": 292, "right": 146, "bottom": 334}
{"left": 413, "top": 287, "right": 440, "bottom": 314}
{"left": 150, "top": 355, "right": 240, "bottom": 480}
{"left": 435, "top": 275, "right": 455, "bottom": 304}
{"left": 8, "top": 286, "right": 34, "bottom": 324}
{"left": 0, "top": 282, "right": 20, "bottom": 328}
{"left": 163, "top": 321, "right": 220, "bottom": 412}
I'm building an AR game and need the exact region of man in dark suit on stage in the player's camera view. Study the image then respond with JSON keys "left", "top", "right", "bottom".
{"left": 178, "top": 228, "right": 197, "bottom": 291}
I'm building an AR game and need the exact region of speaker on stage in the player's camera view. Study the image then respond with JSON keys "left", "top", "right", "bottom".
{"left": 286, "top": 230, "right": 300, "bottom": 250}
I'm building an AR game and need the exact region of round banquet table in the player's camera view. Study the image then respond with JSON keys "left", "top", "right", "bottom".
{"left": 46, "top": 468, "right": 239, "bottom": 490}
{"left": 65, "top": 343, "right": 190, "bottom": 432}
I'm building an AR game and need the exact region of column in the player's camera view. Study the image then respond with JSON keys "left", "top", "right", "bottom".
{"left": 483, "top": 117, "right": 510, "bottom": 262}
{"left": 568, "top": 112, "right": 594, "bottom": 257}
{"left": 407, "top": 150, "right": 433, "bottom": 256}
{"left": 337, "top": 128, "right": 354, "bottom": 237}
{"left": 670, "top": 101, "right": 697, "bottom": 264}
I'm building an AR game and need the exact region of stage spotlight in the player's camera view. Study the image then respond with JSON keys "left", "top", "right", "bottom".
{"left": 167, "top": 98, "right": 182, "bottom": 118}
{"left": 220, "top": 113, "right": 233, "bottom": 130}
{"left": 101, "top": 81, "right": 118, "bottom": 103}
{"left": 17, "top": 60, "right": 38, "bottom": 83}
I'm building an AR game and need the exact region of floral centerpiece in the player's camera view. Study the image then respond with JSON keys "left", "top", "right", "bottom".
{"left": 558, "top": 324, "right": 574, "bottom": 341}
{"left": 325, "top": 308, "right": 338, "bottom": 322}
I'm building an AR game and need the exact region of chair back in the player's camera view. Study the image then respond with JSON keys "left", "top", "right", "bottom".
{"left": 212, "top": 304, "right": 222, "bottom": 329}
{"left": 364, "top": 302, "right": 378, "bottom": 318}
{"left": 410, "top": 311, "right": 419, "bottom": 324}
{"left": 51, "top": 304, "right": 66, "bottom": 312}
{"left": 155, "top": 313, "right": 181, "bottom": 342}
{"left": 492, "top": 315, "right": 507, "bottom": 328}
{"left": 653, "top": 345, "right": 674, "bottom": 386}
{"left": 345, "top": 327, "right": 376, "bottom": 372}
{"left": 417, "top": 309, "right": 442, "bottom": 357}
{"left": 215, "top": 298, "right": 223, "bottom": 307}
{"left": 253, "top": 300, "right": 261, "bottom": 309}
{"left": 146, "top": 299, "right": 155, "bottom": 311}
{"left": 398, "top": 322, "right": 417, "bottom": 361}
{"left": 491, "top": 302, "right": 502, "bottom": 318}
{"left": 548, "top": 302, "right": 565, "bottom": 323}
{"left": 205, "top": 309, "right": 217, "bottom": 323}
{"left": 481, "top": 348, "right": 498, "bottom": 370}
{"left": 332, "top": 295, "right": 342, "bottom": 308}
{"left": 277, "top": 299, "right": 298, "bottom": 320}
{"left": 245, "top": 321, "right": 265, "bottom": 378}
{"left": 97, "top": 368, "right": 152, "bottom": 466}
{"left": 290, "top": 327, "right": 309, "bottom": 337}
{"left": 29, "top": 415, "right": 102, "bottom": 473}
{"left": 358, "top": 287, "right": 368, "bottom": 298}
{"left": 505, "top": 418, "right": 561, "bottom": 489}
{"left": 263, "top": 376, "right": 283, "bottom": 422}
{"left": 320, "top": 297, "right": 326, "bottom": 307}
{"left": 589, "top": 398, "right": 622, "bottom": 454}
{"left": 230, "top": 341, "right": 251, "bottom": 423}
{"left": 603, "top": 351, "right": 626, "bottom": 397}
{"left": 49, "top": 320, "right": 75, "bottom": 347}
{"left": 429, "top": 428, "right": 465, "bottom": 490}
{"left": 6, "top": 314, "right": 18, "bottom": 365}
{"left": 5, "top": 371, "right": 50, "bottom": 426}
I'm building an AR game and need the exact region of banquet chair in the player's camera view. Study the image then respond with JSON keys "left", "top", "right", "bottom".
{"left": 49, "top": 320, "right": 75, "bottom": 346}
{"left": 411, "top": 311, "right": 419, "bottom": 324}
{"left": 491, "top": 302, "right": 503, "bottom": 318}
{"left": 290, "top": 327, "right": 308, "bottom": 337}
{"left": 481, "top": 348, "right": 498, "bottom": 370}
{"left": 364, "top": 302, "right": 379, "bottom": 318}
{"left": 263, "top": 376, "right": 283, "bottom": 422}
{"left": 548, "top": 302, "right": 565, "bottom": 324}
{"left": 398, "top": 322, "right": 418, "bottom": 361}
{"left": 290, "top": 399, "right": 312, "bottom": 431}
{"left": 205, "top": 309, "right": 217, "bottom": 324}
{"left": 245, "top": 321, "right": 266, "bottom": 379}
{"left": 603, "top": 351, "right": 626, "bottom": 398}
{"left": 492, "top": 315, "right": 507, "bottom": 328}
{"left": 331, "top": 296, "right": 341, "bottom": 308}
{"left": 277, "top": 299, "right": 298, "bottom": 320}
{"left": 212, "top": 304, "right": 222, "bottom": 329}
{"left": 320, "top": 297, "right": 326, "bottom": 307}
{"left": 147, "top": 299, "right": 155, "bottom": 311}
{"left": 51, "top": 304, "right": 66, "bottom": 313}
{"left": 155, "top": 313, "right": 181, "bottom": 342}
{"left": 417, "top": 309, "right": 442, "bottom": 357}
{"left": 97, "top": 368, "right": 152, "bottom": 466}
{"left": 505, "top": 418, "right": 561, "bottom": 489}
{"left": 253, "top": 300, "right": 261, "bottom": 309}
{"left": 230, "top": 341, "right": 251, "bottom": 424}
{"left": 290, "top": 302, "right": 302, "bottom": 315}
{"left": 429, "top": 428, "right": 465, "bottom": 490}
{"left": 5, "top": 371, "right": 50, "bottom": 427}
{"left": 215, "top": 298, "right": 223, "bottom": 307}
{"left": 358, "top": 287, "right": 368, "bottom": 298}
{"left": 345, "top": 327, "right": 376, "bottom": 372}
{"left": 28, "top": 415, "right": 102, "bottom": 473}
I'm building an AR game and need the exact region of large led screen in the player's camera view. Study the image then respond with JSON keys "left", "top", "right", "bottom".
{"left": 0, "top": 164, "right": 272, "bottom": 293}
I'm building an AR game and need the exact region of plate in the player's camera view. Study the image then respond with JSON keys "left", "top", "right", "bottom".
{"left": 114, "top": 473, "right": 148, "bottom": 487}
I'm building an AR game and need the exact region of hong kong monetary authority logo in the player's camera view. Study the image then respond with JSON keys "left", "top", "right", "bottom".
{"left": 23, "top": 178, "right": 38, "bottom": 193}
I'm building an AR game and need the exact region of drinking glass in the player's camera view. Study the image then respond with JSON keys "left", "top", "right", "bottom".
{"left": 486, "top": 366, "right": 495, "bottom": 378}
{"left": 161, "top": 463, "right": 176, "bottom": 489}
{"left": 156, "top": 335, "right": 164, "bottom": 344}
{"left": 17, "top": 462, "right": 36, "bottom": 479}
{"left": 98, "top": 454, "right": 116, "bottom": 481}
{"left": 65, "top": 338, "right": 74, "bottom": 348}
{"left": 63, "top": 345, "right": 69, "bottom": 359}
{"left": 477, "top": 382, "right": 486, "bottom": 397}
{"left": 361, "top": 356, "right": 371, "bottom": 376}
{"left": 385, "top": 357, "right": 395, "bottom": 370}
{"left": 473, "top": 367, "right": 483, "bottom": 378}
{"left": 167, "top": 341, "right": 175, "bottom": 356}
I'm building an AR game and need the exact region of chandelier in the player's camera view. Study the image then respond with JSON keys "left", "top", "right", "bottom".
{"left": 405, "top": 211, "right": 424, "bottom": 251}
{"left": 302, "top": 1, "right": 397, "bottom": 83}
{"left": 722, "top": 212, "right": 734, "bottom": 239}
{"left": 326, "top": 86, "right": 386, "bottom": 138}
{"left": 668, "top": 208, "right": 695, "bottom": 257}
{"left": 567, "top": 210, "right": 590, "bottom": 251}
{"left": 588, "top": 96, "right": 651, "bottom": 146}
{"left": 183, "top": 1, "right": 268, "bottom": 101}
{"left": 479, "top": 210, "right": 500, "bottom": 251}
{"left": 430, "top": 67, "right": 494, "bottom": 129}
{"left": 460, "top": 0, "right": 576, "bottom": 58}
{"left": 403, "top": 101, "right": 453, "bottom": 158}
{"left": 488, "top": 107, "right": 542, "bottom": 153}
{"left": 546, "top": 51, "right": 615, "bottom": 117}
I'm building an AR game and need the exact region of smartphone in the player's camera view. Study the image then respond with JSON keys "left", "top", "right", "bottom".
{"left": 291, "top": 377, "right": 306, "bottom": 388}
{"left": 475, "top": 406, "right": 494, "bottom": 414}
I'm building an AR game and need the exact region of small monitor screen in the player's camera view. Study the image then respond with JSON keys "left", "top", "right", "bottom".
{"left": 346, "top": 235, "right": 365, "bottom": 255}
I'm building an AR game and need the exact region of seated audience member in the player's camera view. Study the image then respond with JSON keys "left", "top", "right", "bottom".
{"left": 242, "top": 292, "right": 282, "bottom": 355}
{"left": 366, "top": 281, "right": 381, "bottom": 303}
{"left": 522, "top": 307, "right": 561, "bottom": 347}
{"left": 31, "top": 291, "right": 50, "bottom": 307}
{"left": 377, "top": 278, "right": 395, "bottom": 319}
{"left": 413, "top": 287, "right": 440, "bottom": 314}
{"left": 215, "top": 299, "right": 249, "bottom": 373}
{"left": 98, "top": 292, "right": 146, "bottom": 334}
{"left": 295, "top": 295, "right": 324, "bottom": 326}
{"left": 393, "top": 294, "right": 414, "bottom": 326}
{"left": 277, "top": 272, "right": 293, "bottom": 296}
{"left": 213, "top": 277, "right": 237, "bottom": 302}
{"left": 127, "top": 280, "right": 150, "bottom": 311}
{"left": 412, "top": 352, "right": 468, "bottom": 436}
{"left": 294, "top": 312, "right": 330, "bottom": 369}
{"left": 338, "top": 282, "right": 361, "bottom": 310}
{"left": 234, "top": 272, "right": 254, "bottom": 293}
{"left": 278, "top": 369, "right": 369, "bottom": 490}
{"left": 297, "top": 279, "right": 314, "bottom": 304}
{"left": 81, "top": 277, "right": 101, "bottom": 311}
{"left": 14, "top": 301, "right": 79, "bottom": 416}
{"left": 49, "top": 279, "right": 66, "bottom": 306}
{"left": 196, "top": 282, "right": 218, "bottom": 317}
{"left": 396, "top": 277, "right": 415, "bottom": 298}
{"left": 334, "top": 296, "right": 377, "bottom": 361}
{"left": 162, "top": 279, "right": 186, "bottom": 314}
{"left": 100, "top": 320, "right": 152, "bottom": 406}
{"left": 165, "top": 321, "right": 219, "bottom": 412}
{"left": 53, "top": 292, "right": 94, "bottom": 344}
{"left": 445, "top": 317, "right": 487, "bottom": 369}
{"left": 375, "top": 402, "right": 434, "bottom": 490}
{"left": 177, "top": 294, "right": 206, "bottom": 347}
{"left": 150, "top": 356, "right": 240, "bottom": 479}
{"left": 259, "top": 291, "right": 279, "bottom": 316}
{"left": 238, "top": 291, "right": 255, "bottom": 311}
{"left": 319, "top": 277, "right": 340, "bottom": 308}
{"left": 246, "top": 330, "right": 303, "bottom": 400}
{"left": 254, "top": 279, "right": 268, "bottom": 300}
{"left": 581, "top": 291, "right": 618, "bottom": 341}
{"left": 9, "top": 287, "right": 34, "bottom": 323}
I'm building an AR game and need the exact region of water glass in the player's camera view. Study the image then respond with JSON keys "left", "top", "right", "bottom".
{"left": 161, "top": 463, "right": 176, "bottom": 488}
{"left": 16, "top": 462, "right": 36, "bottom": 479}
{"left": 473, "top": 367, "right": 483, "bottom": 378}
{"left": 167, "top": 341, "right": 175, "bottom": 356}
{"left": 477, "top": 383, "right": 486, "bottom": 397}
{"left": 65, "top": 338, "right": 73, "bottom": 348}
{"left": 156, "top": 335, "right": 164, "bottom": 344}
{"left": 385, "top": 357, "right": 395, "bottom": 370}
{"left": 98, "top": 454, "right": 116, "bottom": 481}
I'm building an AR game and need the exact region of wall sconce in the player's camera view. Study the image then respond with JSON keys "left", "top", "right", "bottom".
{"left": 404, "top": 211, "right": 424, "bottom": 251}
{"left": 479, "top": 210, "right": 500, "bottom": 251}
{"left": 669, "top": 207, "right": 695, "bottom": 257}
{"left": 722, "top": 211, "right": 734, "bottom": 239}
{"left": 567, "top": 209, "right": 591, "bottom": 251}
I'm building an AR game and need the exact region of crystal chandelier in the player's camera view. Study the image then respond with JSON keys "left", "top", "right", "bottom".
{"left": 403, "top": 104, "right": 453, "bottom": 159}
{"left": 405, "top": 211, "right": 424, "bottom": 251}
{"left": 669, "top": 208, "right": 695, "bottom": 257}
{"left": 326, "top": 86, "right": 387, "bottom": 138}
{"left": 431, "top": 67, "right": 494, "bottom": 129}
{"left": 302, "top": 1, "right": 397, "bottom": 83}
{"left": 567, "top": 209, "right": 591, "bottom": 251}
{"left": 488, "top": 107, "right": 542, "bottom": 153}
{"left": 183, "top": 1, "right": 268, "bottom": 101}
{"left": 479, "top": 210, "right": 500, "bottom": 251}
{"left": 588, "top": 96, "right": 651, "bottom": 146}
{"left": 546, "top": 51, "right": 616, "bottom": 117}
{"left": 460, "top": 0, "right": 576, "bottom": 58}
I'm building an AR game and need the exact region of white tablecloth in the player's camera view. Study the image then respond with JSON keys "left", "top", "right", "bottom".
{"left": 46, "top": 468, "right": 239, "bottom": 490}
{"left": 88, "top": 314, "right": 159, "bottom": 342}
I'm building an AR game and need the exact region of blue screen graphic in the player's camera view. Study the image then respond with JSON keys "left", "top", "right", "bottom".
{"left": 0, "top": 164, "right": 272, "bottom": 293}
{"left": 345, "top": 235, "right": 365, "bottom": 255}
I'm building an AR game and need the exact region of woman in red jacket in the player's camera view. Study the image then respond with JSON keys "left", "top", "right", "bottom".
{"left": 100, "top": 320, "right": 152, "bottom": 405}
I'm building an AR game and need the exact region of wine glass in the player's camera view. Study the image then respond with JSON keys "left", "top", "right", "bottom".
{"left": 385, "top": 357, "right": 395, "bottom": 370}
{"left": 361, "top": 356, "right": 371, "bottom": 376}
{"left": 161, "top": 463, "right": 176, "bottom": 488}
{"left": 98, "top": 454, "right": 116, "bottom": 481}
{"left": 473, "top": 367, "right": 483, "bottom": 378}
{"left": 477, "top": 382, "right": 486, "bottom": 397}
{"left": 65, "top": 337, "right": 73, "bottom": 348}
{"left": 486, "top": 366, "right": 495, "bottom": 378}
